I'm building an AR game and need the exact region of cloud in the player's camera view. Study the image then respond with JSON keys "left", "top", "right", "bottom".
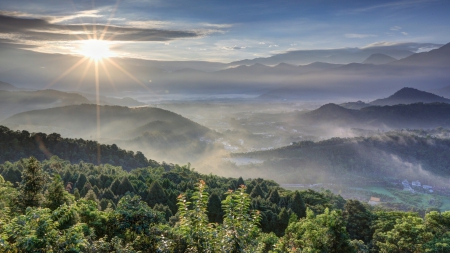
{"left": 401, "top": 31, "right": 408, "bottom": 35}
{"left": 222, "top": 45, "right": 246, "bottom": 50}
{"left": 50, "top": 10, "right": 103, "bottom": 23}
{"left": 390, "top": 26, "right": 402, "bottom": 31}
{"left": 362, "top": 41, "right": 442, "bottom": 52}
{"left": 0, "top": 13, "right": 200, "bottom": 43}
{"left": 345, "top": 33, "right": 377, "bottom": 39}
{"left": 349, "top": 0, "right": 439, "bottom": 13}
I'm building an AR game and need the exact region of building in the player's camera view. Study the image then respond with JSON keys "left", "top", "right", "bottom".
{"left": 368, "top": 197, "right": 381, "bottom": 205}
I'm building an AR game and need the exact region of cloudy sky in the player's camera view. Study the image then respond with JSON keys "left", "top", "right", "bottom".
{"left": 1, "top": 0, "right": 449, "bottom": 62}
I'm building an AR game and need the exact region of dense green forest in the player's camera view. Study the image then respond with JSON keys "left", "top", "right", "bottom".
{"left": 0, "top": 126, "right": 160, "bottom": 171}
{"left": 1, "top": 156, "right": 450, "bottom": 252}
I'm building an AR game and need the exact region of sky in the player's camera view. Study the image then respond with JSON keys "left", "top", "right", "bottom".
{"left": 0, "top": 0, "right": 449, "bottom": 62}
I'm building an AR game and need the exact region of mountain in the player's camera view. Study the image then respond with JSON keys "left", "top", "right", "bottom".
{"left": 258, "top": 43, "right": 450, "bottom": 101}
{"left": 300, "top": 102, "right": 450, "bottom": 129}
{"left": 362, "top": 54, "right": 396, "bottom": 65}
{"left": 2, "top": 104, "right": 220, "bottom": 164}
{"left": 0, "top": 89, "right": 90, "bottom": 120}
{"left": 370, "top": 87, "right": 450, "bottom": 106}
{"left": 339, "top": 101, "right": 370, "bottom": 110}
{"left": 432, "top": 85, "right": 450, "bottom": 98}
{"left": 73, "top": 91, "right": 146, "bottom": 107}
{"left": 232, "top": 132, "right": 450, "bottom": 184}
{"left": 0, "top": 81, "right": 18, "bottom": 90}
{"left": 0, "top": 125, "right": 159, "bottom": 171}
{"left": 391, "top": 42, "right": 450, "bottom": 67}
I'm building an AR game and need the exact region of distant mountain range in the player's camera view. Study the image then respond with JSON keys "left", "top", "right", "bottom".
{"left": 229, "top": 43, "right": 440, "bottom": 66}
{"left": 1, "top": 42, "right": 447, "bottom": 98}
{"left": 362, "top": 54, "right": 396, "bottom": 65}
{"left": 259, "top": 42, "right": 450, "bottom": 101}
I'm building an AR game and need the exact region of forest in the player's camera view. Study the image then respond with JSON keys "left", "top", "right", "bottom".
{"left": 1, "top": 153, "right": 450, "bottom": 252}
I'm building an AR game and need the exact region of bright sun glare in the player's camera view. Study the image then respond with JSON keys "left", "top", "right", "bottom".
{"left": 80, "top": 40, "right": 112, "bottom": 60}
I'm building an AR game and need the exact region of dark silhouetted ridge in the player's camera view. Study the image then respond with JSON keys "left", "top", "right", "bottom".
{"left": 370, "top": 87, "right": 450, "bottom": 106}
{"left": 363, "top": 53, "right": 396, "bottom": 65}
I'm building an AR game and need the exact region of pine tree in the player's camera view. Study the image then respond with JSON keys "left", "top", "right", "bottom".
{"left": 237, "top": 176, "right": 245, "bottom": 187}
{"left": 18, "top": 157, "right": 46, "bottom": 210}
{"left": 290, "top": 191, "right": 306, "bottom": 218}
{"left": 207, "top": 193, "right": 223, "bottom": 223}
{"left": 268, "top": 189, "right": 280, "bottom": 204}
{"left": 146, "top": 181, "right": 166, "bottom": 207}
{"left": 250, "top": 184, "right": 265, "bottom": 198}
{"left": 45, "top": 174, "right": 71, "bottom": 210}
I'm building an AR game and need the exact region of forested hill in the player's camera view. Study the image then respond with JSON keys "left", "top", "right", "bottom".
{"left": 0, "top": 89, "right": 90, "bottom": 120}
{"left": 370, "top": 87, "right": 450, "bottom": 106}
{"left": 2, "top": 104, "right": 216, "bottom": 140}
{"left": 232, "top": 132, "right": 450, "bottom": 184}
{"left": 0, "top": 125, "right": 161, "bottom": 171}
{"left": 301, "top": 102, "right": 450, "bottom": 128}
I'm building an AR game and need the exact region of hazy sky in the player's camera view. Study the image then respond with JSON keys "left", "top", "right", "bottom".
{"left": 1, "top": 0, "right": 449, "bottom": 62}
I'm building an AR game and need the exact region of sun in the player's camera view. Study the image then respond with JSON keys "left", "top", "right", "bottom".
{"left": 80, "top": 40, "right": 112, "bottom": 60}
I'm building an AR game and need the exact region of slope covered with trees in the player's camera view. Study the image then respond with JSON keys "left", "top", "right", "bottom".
{"left": 1, "top": 156, "right": 449, "bottom": 252}
{"left": 0, "top": 125, "right": 159, "bottom": 171}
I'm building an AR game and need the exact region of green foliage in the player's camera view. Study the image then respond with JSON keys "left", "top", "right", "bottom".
{"left": 45, "top": 173, "right": 73, "bottom": 210}
{"left": 275, "top": 208, "right": 355, "bottom": 253}
{"left": 18, "top": 157, "right": 46, "bottom": 210}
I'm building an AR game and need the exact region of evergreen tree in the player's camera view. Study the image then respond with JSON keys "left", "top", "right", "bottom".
{"left": 250, "top": 184, "right": 265, "bottom": 198}
{"left": 236, "top": 176, "right": 245, "bottom": 187}
{"left": 45, "top": 174, "right": 71, "bottom": 210}
{"left": 18, "top": 157, "right": 46, "bottom": 210}
{"left": 268, "top": 189, "right": 280, "bottom": 204}
{"left": 146, "top": 181, "right": 166, "bottom": 207}
{"left": 276, "top": 208, "right": 290, "bottom": 236}
{"left": 117, "top": 177, "right": 135, "bottom": 196}
{"left": 207, "top": 193, "right": 223, "bottom": 223}
{"left": 343, "top": 200, "right": 373, "bottom": 243}
{"left": 290, "top": 191, "right": 306, "bottom": 218}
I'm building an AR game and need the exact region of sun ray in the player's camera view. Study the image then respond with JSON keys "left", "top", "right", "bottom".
{"left": 45, "top": 57, "right": 89, "bottom": 89}
{"left": 75, "top": 58, "right": 93, "bottom": 91}
{"left": 94, "top": 60, "right": 102, "bottom": 165}
{"left": 99, "top": 0, "right": 121, "bottom": 41}
{"left": 105, "top": 58, "right": 151, "bottom": 91}
{"left": 100, "top": 59, "right": 119, "bottom": 94}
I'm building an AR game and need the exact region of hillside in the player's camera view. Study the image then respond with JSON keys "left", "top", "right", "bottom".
{"left": 0, "top": 89, "right": 90, "bottom": 120}
{"left": 362, "top": 53, "right": 396, "bottom": 65}
{"left": 2, "top": 104, "right": 220, "bottom": 164}
{"left": 370, "top": 87, "right": 450, "bottom": 106}
{"left": 0, "top": 125, "right": 159, "bottom": 171}
{"left": 0, "top": 81, "right": 18, "bottom": 90}
{"left": 233, "top": 132, "right": 450, "bottom": 184}
{"left": 300, "top": 102, "right": 450, "bottom": 129}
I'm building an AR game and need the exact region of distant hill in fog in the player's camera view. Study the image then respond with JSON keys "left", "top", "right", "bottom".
{"left": 300, "top": 102, "right": 450, "bottom": 129}
{"left": 72, "top": 91, "right": 146, "bottom": 107}
{"left": 233, "top": 132, "right": 450, "bottom": 183}
{"left": 0, "top": 81, "right": 19, "bottom": 91}
{"left": 370, "top": 87, "right": 450, "bottom": 106}
{"left": 0, "top": 89, "right": 90, "bottom": 120}
{"left": 340, "top": 87, "right": 450, "bottom": 109}
{"left": 2, "top": 104, "right": 220, "bottom": 164}
{"left": 362, "top": 54, "right": 396, "bottom": 65}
